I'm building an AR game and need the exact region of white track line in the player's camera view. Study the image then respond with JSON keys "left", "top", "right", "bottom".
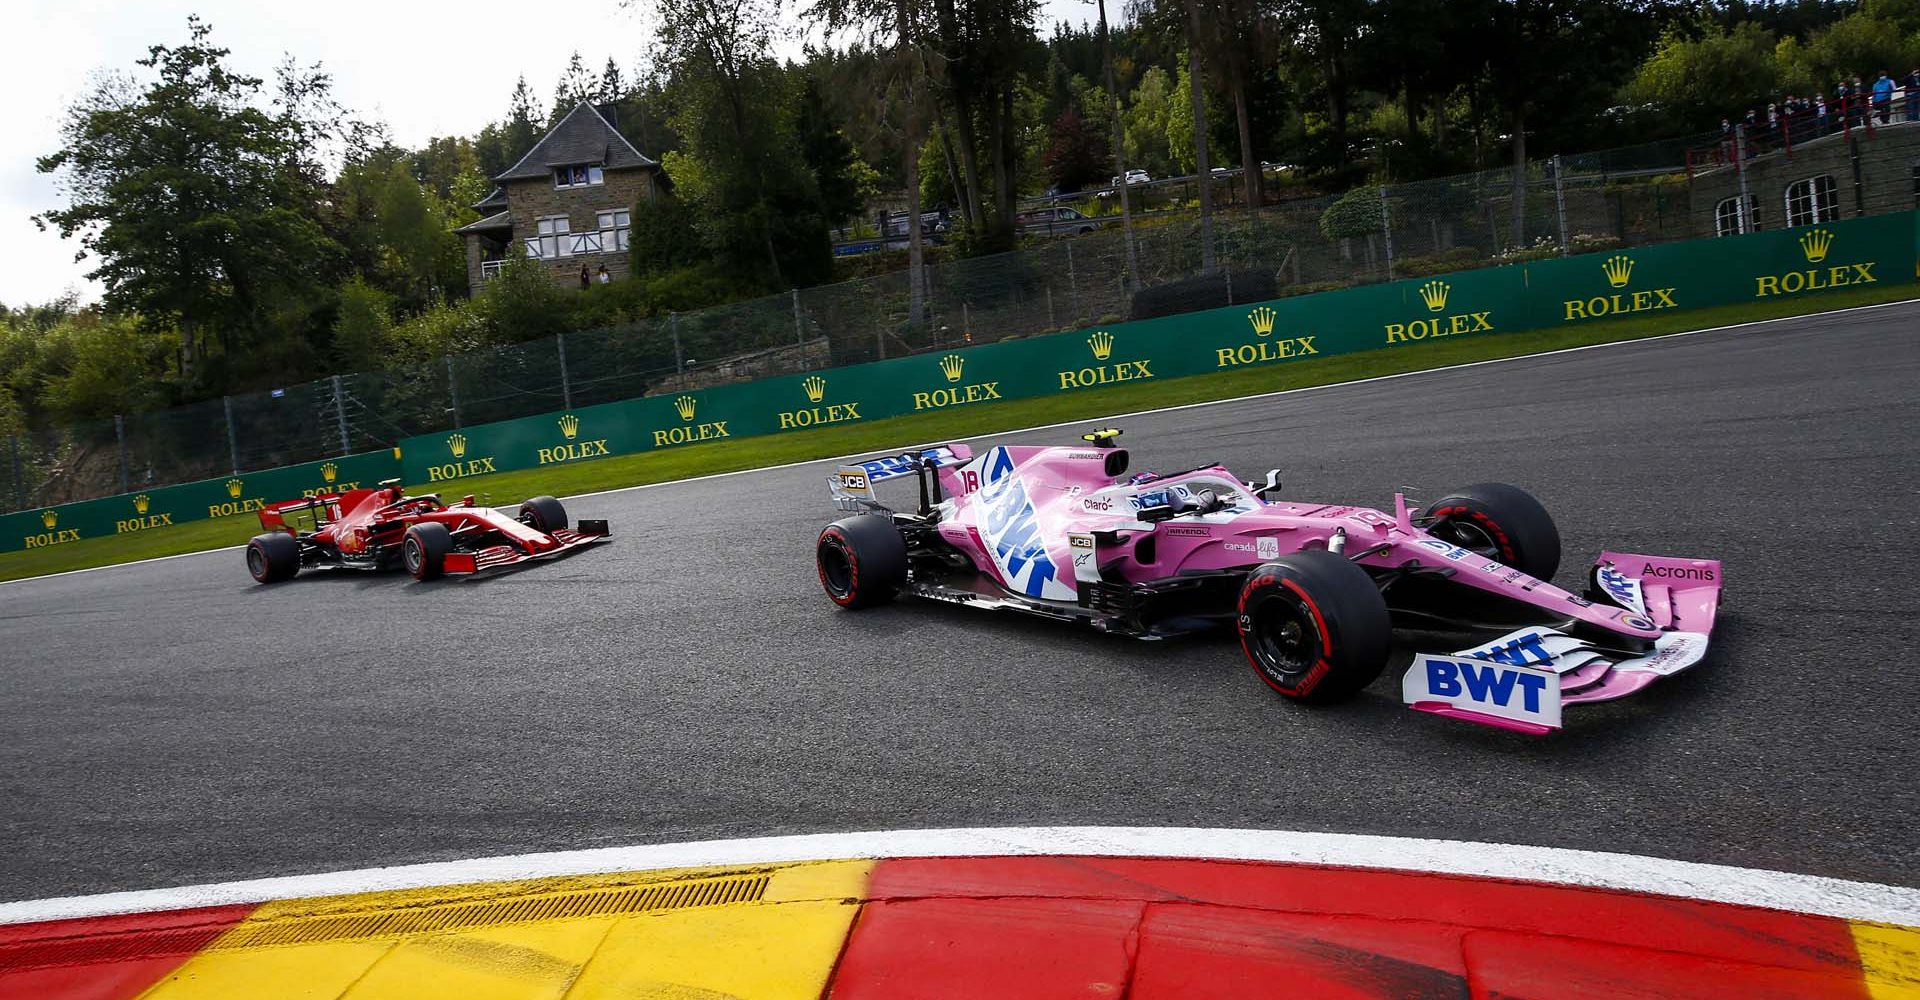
{"left": 2, "top": 826, "right": 1916, "bottom": 927}
{"left": 8, "top": 295, "right": 1915, "bottom": 589}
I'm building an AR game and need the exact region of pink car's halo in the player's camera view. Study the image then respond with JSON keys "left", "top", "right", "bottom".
{"left": 814, "top": 430, "right": 1720, "bottom": 735}
{"left": 245, "top": 480, "right": 610, "bottom": 582}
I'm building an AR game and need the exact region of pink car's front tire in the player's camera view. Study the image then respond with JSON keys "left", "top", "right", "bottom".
{"left": 1237, "top": 550, "right": 1390, "bottom": 703}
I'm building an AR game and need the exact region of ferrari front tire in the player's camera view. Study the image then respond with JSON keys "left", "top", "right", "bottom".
{"left": 1237, "top": 549, "right": 1390, "bottom": 703}
{"left": 817, "top": 515, "right": 908, "bottom": 609}
{"left": 519, "top": 495, "right": 568, "bottom": 533}
{"left": 404, "top": 522, "right": 452, "bottom": 581}
{"left": 1423, "top": 483, "right": 1561, "bottom": 580}
{"left": 246, "top": 532, "right": 301, "bottom": 584}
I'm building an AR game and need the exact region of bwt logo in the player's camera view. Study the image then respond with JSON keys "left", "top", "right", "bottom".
{"left": 1425, "top": 658, "right": 1551, "bottom": 714}
{"left": 1602, "top": 254, "right": 1634, "bottom": 288}
{"left": 674, "top": 395, "right": 697, "bottom": 421}
{"left": 558, "top": 414, "right": 580, "bottom": 440}
{"left": 1247, "top": 306, "right": 1276, "bottom": 337}
{"left": 1087, "top": 330, "right": 1114, "bottom": 360}
{"left": 803, "top": 375, "right": 827, "bottom": 402}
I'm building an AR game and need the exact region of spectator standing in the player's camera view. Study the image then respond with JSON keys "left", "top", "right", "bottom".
{"left": 578, "top": 265, "right": 591, "bottom": 290}
{"left": 1836, "top": 79, "right": 1855, "bottom": 128}
{"left": 1852, "top": 76, "right": 1868, "bottom": 125}
{"left": 1907, "top": 67, "right": 1920, "bottom": 121}
{"left": 596, "top": 265, "right": 611, "bottom": 284}
{"left": 1815, "top": 94, "right": 1830, "bottom": 134}
{"left": 1873, "top": 71, "right": 1895, "bottom": 124}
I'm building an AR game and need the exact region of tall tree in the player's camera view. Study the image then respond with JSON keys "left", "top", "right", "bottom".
{"left": 34, "top": 16, "right": 341, "bottom": 383}
{"left": 599, "top": 56, "right": 628, "bottom": 100}
{"left": 552, "top": 51, "right": 596, "bottom": 120}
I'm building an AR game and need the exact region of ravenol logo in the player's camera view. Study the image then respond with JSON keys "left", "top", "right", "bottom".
{"left": 939, "top": 354, "right": 965, "bottom": 383}
{"left": 41, "top": 509, "right": 57, "bottom": 529}
{"left": 1800, "top": 227, "right": 1833, "bottom": 263}
{"left": 320, "top": 462, "right": 338, "bottom": 483}
{"left": 1418, "top": 280, "right": 1450, "bottom": 312}
{"left": 225, "top": 478, "right": 244, "bottom": 499}
{"left": 448, "top": 433, "right": 468, "bottom": 458}
{"left": 1247, "top": 306, "right": 1276, "bottom": 337}
{"left": 1087, "top": 330, "right": 1114, "bottom": 360}
{"left": 1602, "top": 254, "right": 1634, "bottom": 288}
{"left": 558, "top": 413, "right": 580, "bottom": 440}
{"left": 133, "top": 494, "right": 151, "bottom": 514}
{"left": 674, "top": 395, "right": 697, "bottom": 421}
{"left": 803, "top": 375, "right": 827, "bottom": 403}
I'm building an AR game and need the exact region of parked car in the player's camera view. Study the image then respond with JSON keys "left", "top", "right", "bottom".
{"left": 1017, "top": 206, "right": 1103, "bottom": 238}
{"left": 1109, "top": 169, "right": 1151, "bottom": 187}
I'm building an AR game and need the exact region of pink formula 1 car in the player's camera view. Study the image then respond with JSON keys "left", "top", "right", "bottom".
{"left": 246, "top": 480, "right": 609, "bottom": 583}
{"left": 815, "top": 431, "right": 1720, "bottom": 734}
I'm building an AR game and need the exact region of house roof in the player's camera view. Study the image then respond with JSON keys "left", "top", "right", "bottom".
{"left": 494, "top": 103, "right": 658, "bottom": 182}
{"left": 453, "top": 210, "right": 512, "bottom": 235}
{"left": 472, "top": 186, "right": 508, "bottom": 211}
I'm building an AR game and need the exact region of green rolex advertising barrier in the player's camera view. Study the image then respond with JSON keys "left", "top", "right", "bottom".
{"left": 0, "top": 448, "right": 402, "bottom": 556}
{"left": 398, "top": 213, "right": 1917, "bottom": 488}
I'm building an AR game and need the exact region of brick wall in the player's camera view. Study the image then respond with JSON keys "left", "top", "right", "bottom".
{"left": 504, "top": 168, "right": 656, "bottom": 289}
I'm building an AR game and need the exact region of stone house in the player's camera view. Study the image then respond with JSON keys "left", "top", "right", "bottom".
{"left": 454, "top": 103, "right": 667, "bottom": 294}
{"left": 1689, "top": 119, "right": 1920, "bottom": 238}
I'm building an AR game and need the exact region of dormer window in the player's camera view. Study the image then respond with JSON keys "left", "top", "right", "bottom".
{"left": 554, "top": 164, "right": 604, "bottom": 189}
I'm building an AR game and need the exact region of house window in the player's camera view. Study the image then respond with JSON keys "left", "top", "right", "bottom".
{"left": 598, "top": 209, "right": 631, "bottom": 252}
{"left": 1714, "top": 195, "right": 1757, "bottom": 236}
{"left": 527, "top": 215, "right": 570, "bottom": 259}
{"left": 1783, "top": 175, "right": 1837, "bottom": 228}
{"left": 553, "top": 165, "right": 605, "bottom": 189}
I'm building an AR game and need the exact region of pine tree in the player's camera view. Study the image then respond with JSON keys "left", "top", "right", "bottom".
{"left": 551, "top": 52, "right": 594, "bottom": 122}
{"left": 599, "top": 57, "right": 627, "bottom": 101}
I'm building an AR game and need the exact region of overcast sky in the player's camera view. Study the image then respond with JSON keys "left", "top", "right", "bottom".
{"left": 3, "top": 0, "right": 1099, "bottom": 308}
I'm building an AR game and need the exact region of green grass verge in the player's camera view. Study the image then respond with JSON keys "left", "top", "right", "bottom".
{"left": 6, "top": 282, "right": 1914, "bottom": 584}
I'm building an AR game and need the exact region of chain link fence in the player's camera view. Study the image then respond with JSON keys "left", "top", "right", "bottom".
{"left": 10, "top": 123, "right": 1918, "bottom": 511}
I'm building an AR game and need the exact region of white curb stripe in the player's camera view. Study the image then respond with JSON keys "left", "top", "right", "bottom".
{"left": 2, "top": 826, "right": 1916, "bottom": 927}
{"left": 7, "top": 294, "right": 1916, "bottom": 589}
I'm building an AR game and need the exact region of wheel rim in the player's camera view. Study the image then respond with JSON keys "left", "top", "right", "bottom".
{"left": 1248, "top": 592, "right": 1322, "bottom": 681}
{"left": 1436, "top": 517, "right": 1501, "bottom": 559}
{"left": 819, "top": 539, "right": 853, "bottom": 596}
{"left": 520, "top": 509, "right": 541, "bottom": 530}
{"left": 404, "top": 536, "right": 422, "bottom": 575}
{"left": 247, "top": 545, "right": 267, "bottom": 580}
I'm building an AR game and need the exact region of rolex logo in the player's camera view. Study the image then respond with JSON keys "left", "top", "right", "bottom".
{"left": 133, "top": 494, "right": 150, "bottom": 514}
{"left": 321, "top": 462, "right": 338, "bottom": 483}
{"left": 1247, "top": 306, "right": 1276, "bottom": 337}
{"left": 1418, "top": 280, "right": 1450, "bottom": 313}
{"left": 40, "top": 510, "right": 57, "bottom": 529}
{"left": 803, "top": 375, "right": 827, "bottom": 403}
{"left": 1087, "top": 330, "right": 1114, "bottom": 360}
{"left": 226, "top": 479, "right": 244, "bottom": 499}
{"left": 558, "top": 414, "right": 580, "bottom": 440}
{"left": 448, "top": 433, "right": 468, "bottom": 458}
{"left": 1800, "top": 228, "right": 1833, "bottom": 263}
{"left": 939, "top": 354, "right": 965, "bottom": 383}
{"left": 674, "top": 395, "right": 697, "bottom": 421}
{"left": 1602, "top": 255, "right": 1634, "bottom": 289}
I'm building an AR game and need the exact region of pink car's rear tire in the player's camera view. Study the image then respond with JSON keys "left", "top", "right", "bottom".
{"left": 817, "top": 516, "right": 907, "bottom": 609}
{"left": 1237, "top": 550, "right": 1390, "bottom": 703}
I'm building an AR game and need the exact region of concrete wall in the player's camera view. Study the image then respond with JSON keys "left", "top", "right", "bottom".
{"left": 1691, "top": 124, "right": 1920, "bottom": 236}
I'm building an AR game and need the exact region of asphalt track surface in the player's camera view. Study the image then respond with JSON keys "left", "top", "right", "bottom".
{"left": 4, "top": 302, "right": 1918, "bottom": 902}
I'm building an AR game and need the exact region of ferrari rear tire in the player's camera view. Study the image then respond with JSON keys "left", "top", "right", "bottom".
{"left": 1237, "top": 549, "right": 1390, "bottom": 703}
{"left": 404, "top": 522, "right": 452, "bottom": 581}
{"left": 519, "top": 495, "right": 568, "bottom": 533}
{"left": 246, "top": 532, "right": 301, "bottom": 584}
{"left": 817, "top": 515, "right": 908, "bottom": 609}
{"left": 1423, "top": 483, "right": 1561, "bottom": 581}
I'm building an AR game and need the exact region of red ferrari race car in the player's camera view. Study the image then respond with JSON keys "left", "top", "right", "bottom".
{"left": 244, "top": 479, "right": 610, "bottom": 583}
